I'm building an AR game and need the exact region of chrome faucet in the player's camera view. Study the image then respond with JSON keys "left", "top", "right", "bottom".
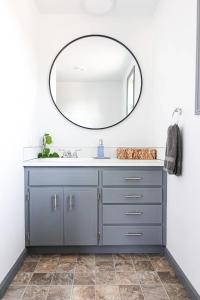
{"left": 62, "top": 149, "right": 81, "bottom": 158}
{"left": 63, "top": 150, "right": 72, "bottom": 158}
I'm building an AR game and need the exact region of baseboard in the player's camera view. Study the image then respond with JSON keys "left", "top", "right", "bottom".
{"left": 27, "top": 245, "right": 165, "bottom": 255}
{"left": 0, "top": 249, "right": 27, "bottom": 299}
{"left": 165, "top": 248, "right": 200, "bottom": 300}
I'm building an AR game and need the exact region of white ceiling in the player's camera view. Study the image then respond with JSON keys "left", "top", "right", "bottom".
{"left": 34, "top": 0, "right": 160, "bottom": 16}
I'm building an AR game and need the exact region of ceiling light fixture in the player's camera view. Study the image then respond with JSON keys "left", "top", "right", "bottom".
{"left": 73, "top": 66, "right": 85, "bottom": 71}
{"left": 81, "top": 0, "right": 116, "bottom": 16}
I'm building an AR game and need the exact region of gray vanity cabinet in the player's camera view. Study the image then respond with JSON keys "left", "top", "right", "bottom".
{"left": 64, "top": 189, "right": 98, "bottom": 246}
{"left": 29, "top": 188, "right": 63, "bottom": 246}
{"left": 25, "top": 166, "right": 166, "bottom": 250}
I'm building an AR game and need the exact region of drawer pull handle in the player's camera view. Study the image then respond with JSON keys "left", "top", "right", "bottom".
{"left": 124, "top": 233, "right": 143, "bottom": 237}
{"left": 124, "top": 177, "right": 143, "bottom": 181}
{"left": 124, "top": 195, "right": 143, "bottom": 199}
{"left": 53, "top": 194, "right": 57, "bottom": 211}
{"left": 125, "top": 212, "right": 143, "bottom": 215}
{"left": 69, "top": 194, "right": 73, "bottom": 211}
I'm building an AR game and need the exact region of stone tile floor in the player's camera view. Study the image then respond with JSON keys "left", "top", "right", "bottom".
{"left": 2, "top": 253, "right": 190, "bottom": 300}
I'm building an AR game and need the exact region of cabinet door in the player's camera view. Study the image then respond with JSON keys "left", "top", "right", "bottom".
{"left": 64, "top": 189, "right": 98, "bottom": 246}
{"left": 29, "top": 188, "right": 63, "bottom": 246}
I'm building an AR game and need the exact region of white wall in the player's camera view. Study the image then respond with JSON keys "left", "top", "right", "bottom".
{"left": 0, "top": 0, "right": 40, "bottom": 284}
{"left": 57, "top": 81, "right": 124, "bottom": 128}
{"left": 37, "top": 14, "right": 156, "bottom": 147}
{"left": 153, "top": 0, "right": 200, "bottom": 294}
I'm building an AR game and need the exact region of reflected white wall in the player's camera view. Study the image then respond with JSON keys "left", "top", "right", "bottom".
{"left": 57, "top": 81, "right": 124, "bottom": 128}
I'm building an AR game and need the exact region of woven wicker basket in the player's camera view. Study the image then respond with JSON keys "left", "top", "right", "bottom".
{"left": 116, "top": 148, "right": 157, "bottom": 160}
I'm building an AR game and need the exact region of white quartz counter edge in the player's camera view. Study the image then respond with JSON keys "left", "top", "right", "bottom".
{"left": 23, "top": 158, "right": 164, "bottom": 167}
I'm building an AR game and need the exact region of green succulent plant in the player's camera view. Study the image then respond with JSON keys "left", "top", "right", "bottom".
{"left": 49, "top": 152, "right": 60, "bottom": 158}
{"left": 43, "top": 133, "right": 52, "bottom": 146}
{"left": 37, "top": 133, "right": 60, "bottom": 158}
{"left": 37, "top": 152, "right": 43, "bottom": 158}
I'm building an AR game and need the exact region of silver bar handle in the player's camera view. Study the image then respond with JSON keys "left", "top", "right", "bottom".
{"left": 69, "top": 194, "right": 73, "bottom": 211}
{"left": 125, "top": 212, "right": 143, "bottom": 215}
{"left": 53, "top": 194, "right": 57, "bottom": 211}
{"left": 124, "top": 195, "right": 143, "bottom": 199}
{"left": 124, "top": 177, "right": 143, "bottom": 180}
{"left": 124, "top": 233, "right": 143, "bottom": 237}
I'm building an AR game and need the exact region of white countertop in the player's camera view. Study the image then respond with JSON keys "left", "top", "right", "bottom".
{"left": 23, "top": 158, "right": 164, "bottom": 167}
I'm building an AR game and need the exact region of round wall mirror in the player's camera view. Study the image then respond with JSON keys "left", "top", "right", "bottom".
{"left": 49, "top": 35, "right": 142, "bottom": 130}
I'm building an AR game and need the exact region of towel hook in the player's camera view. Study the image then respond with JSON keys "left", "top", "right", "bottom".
{"left": 171, "top": 107, "right": 182, "bottom": 125}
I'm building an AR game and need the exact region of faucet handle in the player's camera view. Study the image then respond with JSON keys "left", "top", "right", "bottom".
{"left": 67, "top": 150, "right": 72, "bottom": 158}
{"left": 62, "top": 150, "right": 67, "bottom": 158}
{"left": 72, "top": 149, "right": 81, "bottom": 158}
{"left": 62, "top": 150, "right": 72, "bottom": 158}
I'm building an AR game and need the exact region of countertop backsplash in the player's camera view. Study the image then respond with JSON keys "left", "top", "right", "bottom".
{"left": 23, "top": 146, "right": 165, "bottom": 162}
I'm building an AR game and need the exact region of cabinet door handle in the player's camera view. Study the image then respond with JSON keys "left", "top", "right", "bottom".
{"left": 124, "top": 233, "right": 143, "bottom": 237}
{"left": 124, "top": 195, "right": 143, "bottom": 199}
{"left": 53, "top": 194, "right": 57, "bottom": 211}
{"left": 124, "top": 212, "right": 143, "bottom": 215}
{"left": 69, "top": 194, "right": 73, "bottom": 211}
{"left": 124, "top": 177, "right": 143, "bottom": 181}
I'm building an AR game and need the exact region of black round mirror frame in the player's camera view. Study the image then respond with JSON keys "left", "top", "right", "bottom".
{"left": 49, "top": 34, "right": 143, "bottom": 130}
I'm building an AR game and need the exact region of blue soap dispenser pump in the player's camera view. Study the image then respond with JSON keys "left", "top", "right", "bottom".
{"left": 97, "top": 139, "right": 104, "bottom": 159}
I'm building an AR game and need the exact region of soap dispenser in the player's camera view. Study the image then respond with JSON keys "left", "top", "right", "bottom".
{"left": 97, "top": 139, "right": 104, "bottom": 159}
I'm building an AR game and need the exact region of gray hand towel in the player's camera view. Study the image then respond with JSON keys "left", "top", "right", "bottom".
{"left": 164, "top": 124, "right": 182, "bottom": 175}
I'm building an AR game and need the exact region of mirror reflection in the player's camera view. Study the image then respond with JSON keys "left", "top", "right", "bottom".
{"left": 49, "top": 35, "right": 142, "bottom": 129}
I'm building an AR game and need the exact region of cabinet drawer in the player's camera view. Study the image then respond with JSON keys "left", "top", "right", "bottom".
{"left": 103, "top": 226, "right": 162, "bottom": 245}
{"left": 103, "top": 188, "right": 162, "bottom": 204}
{"left": 29, "top": 168, "right": 98, "bottom": 186}
{"left": 103, "top": 170, "right": 162, "bottom": 186}
{"left": 103, "top": 205, "right": 162, "bottom": 224}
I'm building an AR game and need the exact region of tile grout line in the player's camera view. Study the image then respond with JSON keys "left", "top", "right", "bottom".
{"left": 58, "top": 254, "right": 74, "bottom": 300}
{"left": 112, "top": 254, "right": 122, "bottom": 300}
{"left": 94, "top": 255, "right": 96, "bottom": 300}
{"left": 135, "top": 255, "right": 170, "bottom": 300}
{"left": 36, "top": 255, "right": 56, "bottom": 300}
{"left": 149, "top": 256, "right": 171, "bottom": 300}
{"left": 92, "top": 254, "right": 96, "bottom": 300}
{"left": 19, "top": 285, "right": 28, "bottom": 300}
{"left": 44, "top": 259, "right": 57, "bottom": 300}
{"left": 140, "top": 285, "right": 147, "bottom": 300}
{"left": 32, "top": 256, "right": 40, "bottom": 274}
{"left": 44, "top": 285, "right": 51, "bottom": 300}
{"left": 70, "top": 256, "right": 77, "bottom": 300}
{"left": 148, "top": 255, "right": 171, "bottom": 300}
{"left": 17, "top": 255, "right": 40, "bottom": 300}
{"left": 20, "top": 270, "right": 34, "bottom": 300}
{"left": 159, "top": 279, "right": 171, "bottom": 300}
{"left": 131, "top": 255, "right": 146, "bottom": 300}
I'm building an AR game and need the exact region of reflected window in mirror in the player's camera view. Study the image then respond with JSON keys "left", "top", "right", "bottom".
{"left": 127, "top": 66, "right": 135, "bottom": 115}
